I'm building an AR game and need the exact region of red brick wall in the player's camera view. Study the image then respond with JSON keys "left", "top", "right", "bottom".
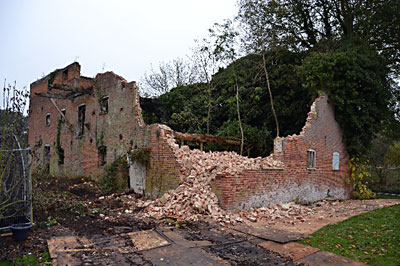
{"left": 211, "top": 95, "right": 352, "bottom": 210}
{"left": 29, "top": 64, "right": 349, "bottom": 207}
{"left": 28, "top": 63, "right": 182, "bottom": 194}
{"left": 131, "top": 124, "right": 182, "bottom": 199}
{"left": 28, "top": 63, "right": 139, "bottom": 178}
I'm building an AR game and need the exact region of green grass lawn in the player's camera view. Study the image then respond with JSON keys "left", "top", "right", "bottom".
{"left": 299, "top": 204, "right": 400, "bottom": 265}
{"left": 376, "top": 193, "right": 400, "bottom": 199}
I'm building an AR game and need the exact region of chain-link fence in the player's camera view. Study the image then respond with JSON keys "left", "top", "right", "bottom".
{"left": 0, "top": 134, "right": 32, "bottom": 231}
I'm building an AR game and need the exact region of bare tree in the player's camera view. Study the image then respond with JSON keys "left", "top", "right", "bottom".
{"left": 210, "top": 19, "right": 245, "bottom": 155}
{"left": 140, "top": 58, "right": 198, "bottom": 97}
{"left": 190, "top": 38, "right": 220, "bottom": 134}
{"left": 238, "top": 0, "right": 280, "bottom": 138}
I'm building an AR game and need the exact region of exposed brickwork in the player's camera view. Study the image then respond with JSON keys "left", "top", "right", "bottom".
{"left": 29, "top": 63, "right": 350, "bottom": 208}
{"left": 131, "top": 124, "right": 181, "bottom": 199}
{"left": 211, "top": 95, "right": 351, "bottom": 210}
{"left": 28, "top": 63, "right": 181, "bottom": 193}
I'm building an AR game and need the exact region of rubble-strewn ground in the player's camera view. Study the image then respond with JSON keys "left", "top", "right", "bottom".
{"left": 0, "top": 176, "right": 293, "bottom": 265}
{"left": 1, "top": 176, "right": 398, "bottom": 265}
{"left": 129, "top": 125, "right": 285, "bottom": 224}
{"left": 235, "top": 198, "right": 400, "bottom": 235}
{"left": 0, "top": 176, "right": 155, "bottom": 264}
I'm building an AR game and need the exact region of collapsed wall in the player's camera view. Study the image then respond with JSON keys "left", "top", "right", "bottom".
{"left": 136, "top": 94, "right": 351, "bottom": 221}
{"left": 29, "top": 63, "right": 350, "bottom": 219}
{"left": 136, "top": 123, "right": 283, "bottom": 222}
{"left": 211, "top": 94, "right": 352, "bottom": 210}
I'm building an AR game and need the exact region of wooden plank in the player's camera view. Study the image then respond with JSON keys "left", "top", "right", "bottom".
{"left": 173, "top": 131, "right": 241, "bottom": 146}
{"left": 128, "top": 230, "right": 170, "bottom": 251}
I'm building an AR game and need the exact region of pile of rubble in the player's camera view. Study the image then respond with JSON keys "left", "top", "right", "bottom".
{"left": 239, "top": 202, "right": 316, "bottom": 224}
{"left": 124, "top": 126, "right": 284, "bottom": 223}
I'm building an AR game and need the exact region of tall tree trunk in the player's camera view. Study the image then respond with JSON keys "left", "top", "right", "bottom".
{"left": 235, "top": 80, "right": 244, "bottom": 155}
{"left": 262, "top": 52, "right": 279, "bottom": 138}
{"left": 206, "top": 83, "right": 212, "bottom": 134}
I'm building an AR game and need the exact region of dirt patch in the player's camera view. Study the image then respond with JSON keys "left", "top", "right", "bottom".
{"left": 181, "top": 224, "right": 294, "bottom": 266}
{"left": 205, "top": 241, "right": 293, "bottom": 266}
{"left": 3, "top": 175, "right": 396, "bottom": 265}
{"left": 0, "top": 176, "right": 152, "bottom": 263}
{"left": 1, "top": 176, "right": 295, "bottom": 265}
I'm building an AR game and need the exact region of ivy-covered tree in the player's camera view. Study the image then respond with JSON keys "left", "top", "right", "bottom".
{"left": 299, "top": 38, "right": 392, "bottom": 156}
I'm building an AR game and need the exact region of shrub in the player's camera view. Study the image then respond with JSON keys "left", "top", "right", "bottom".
{"left": 348, "top": 157, "right": 375, "bottom": 199}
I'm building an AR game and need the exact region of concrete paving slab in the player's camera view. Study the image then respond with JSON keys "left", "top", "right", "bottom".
{"left": 128, "top": 229, "right": 170, "bottom": 251}
{"left": 297, "top": 250, "right": 367, "bottom": 266}
{"left": 258, "top": 241, "right": 319, "bottom": 261}
{"left": 162, "top": 230, "right": 213, "bottom": 248}
{"left": 228, "top": 224, "right": 309, "bottom": 243}
{"left": 47, "top": 236, "right": 92, "bottom": 266}
{"left": 142, "top": 244, "right": 224, "bottom": 266}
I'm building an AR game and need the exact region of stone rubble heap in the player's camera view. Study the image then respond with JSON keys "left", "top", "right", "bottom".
{"left": 130, "top": 126, "right": 284, "bottom": 223}
{"left": 239, "top": 202, "right": 316, "bottom": 224}
{"left": 114, "top": 125, "right": 350, "bottom": 225}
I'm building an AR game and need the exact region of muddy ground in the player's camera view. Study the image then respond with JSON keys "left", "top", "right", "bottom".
{"left": 1, "top": 176, "right": 398, "bottom": 265}
{"left": 0, "top": 176, "right": 293, "bottom": 265}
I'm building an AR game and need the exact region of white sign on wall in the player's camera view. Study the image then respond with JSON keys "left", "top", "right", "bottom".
{"left": 332, "top": 152, "right": 340, "bottom": 170}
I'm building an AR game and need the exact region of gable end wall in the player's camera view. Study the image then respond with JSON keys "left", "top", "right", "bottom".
{"left": 211, "top": 94, "right": 351, "bottom": 210}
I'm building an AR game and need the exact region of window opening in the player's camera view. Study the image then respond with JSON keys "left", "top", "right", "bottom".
{"left": 45, "top": 113, "right": 50, "bottom": 126}
{"left": 307, "top": 149, "right": 316, "bottom": 169}
{"left": 100, "top": 96, "right": 109, "bottom": 114}
{"left": 60, "top": 109, "right": 66, "bottom": 123}
{"left": 78, "top": 104, "right": 86, "bottom": 137}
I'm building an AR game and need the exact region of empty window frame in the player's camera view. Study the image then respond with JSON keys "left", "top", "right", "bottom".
{"left": 332, "top": 152, "right": 340, "bottom": 170}
{"left": 307, "top": 149, "right": 316, "bottom": 169}
{"left": 77, "top": 104, "right": 86, "bottom": 136}
{"left": 45, "top": 113, "right": 51, "bottom": 126}
{"left": 60, "top": 109, "right": 66, "bottom": 123}
{"left": 99, "top": 96, "right": 109, "bottom": 114}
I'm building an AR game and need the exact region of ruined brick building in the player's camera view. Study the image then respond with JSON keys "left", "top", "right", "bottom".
{"left": 28, "top": 63, "right": 351, "bottom": 209}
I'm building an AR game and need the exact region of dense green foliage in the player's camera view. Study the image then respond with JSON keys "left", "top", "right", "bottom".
{"left": 299, "top": 38, "right": 392, "bottom": 155}
{"left": 238, "top": 0, "right": 400, "bottom": 73}
{"left": 100, "top": 157, "right": 129, "bottom": 193}
{"left": 385, "top": 142, "right": 400, "bottom": 167}
{"left": 141, "top": 0, "right": 399, "bottom": 158}
{"left": 142, "top": 49, "right": 314, "bottom": 157}
{"left": 300, "top": 204, "right": 400, "bottom": 265}
{"left": 129, "top": 148, "right": 150, "bottom": 166}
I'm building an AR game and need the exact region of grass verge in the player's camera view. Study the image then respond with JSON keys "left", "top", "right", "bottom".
{"left": 299, "top": 204, "right": 400, "bottom": 265}
{"left": 375, "top": 193, "right": 400, "bottom": 199}
{"left": 0, "top": 252, "right": 51, "bottom": 265}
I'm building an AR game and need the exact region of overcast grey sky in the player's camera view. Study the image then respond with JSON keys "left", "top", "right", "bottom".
{"left": 0, "top": 0, "right": 237, "bottom": 102}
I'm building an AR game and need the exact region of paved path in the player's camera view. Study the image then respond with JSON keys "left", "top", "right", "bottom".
{"left": 47, "top": 224, "right": 366, "bottom": 265}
